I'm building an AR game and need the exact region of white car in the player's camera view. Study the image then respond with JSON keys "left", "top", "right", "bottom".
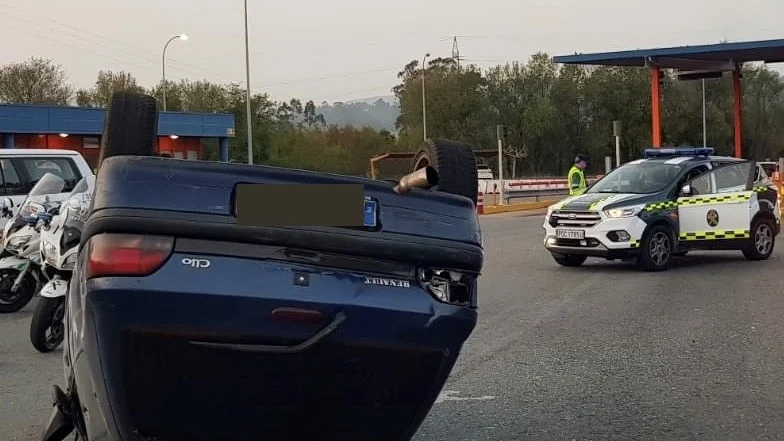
{"left": 543, "top": 148, "right": 781, "bottom": 271}
{"left": 0, "top": 149, "right": 94, "bottom": 233}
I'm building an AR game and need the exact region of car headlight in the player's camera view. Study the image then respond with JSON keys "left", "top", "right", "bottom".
{"left": 603, "top": 205, "right": 644, "bottom": 219}
{"left": 7, "top": 234, "right": 31, "bottom": 250}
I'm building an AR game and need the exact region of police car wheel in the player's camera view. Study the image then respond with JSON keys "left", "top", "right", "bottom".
{"left": 742, "top": 217, "right": 775, "bottom": 261}
{"left": 636, "top": 224, "right": 674, "bottom": 272}
{"left": 552, "top": 253, "right": 587, "bottom": 267}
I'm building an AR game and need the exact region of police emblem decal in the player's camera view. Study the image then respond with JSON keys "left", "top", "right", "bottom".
{"left": 706, "top": 209, "right": 719, "bottom": 227}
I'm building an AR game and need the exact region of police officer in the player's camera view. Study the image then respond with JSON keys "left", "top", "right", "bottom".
{"left": 568, "top": 154, "right": 589, "bottom": 196}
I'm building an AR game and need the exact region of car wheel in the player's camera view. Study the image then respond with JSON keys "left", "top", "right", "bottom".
{"left": 98, "top": 91, "right": 159, "bottom": 167}
{"left": 411, "top": 139, "right": 478, "bottom": 205}
{"left": 636, "top": 224, "right": 674, "bottom": 272}
{"left": 742, "top": 217, "right": 775, "bottom": 261}
{"left": 552, "top": 253, "right": 588, "bottom": 267}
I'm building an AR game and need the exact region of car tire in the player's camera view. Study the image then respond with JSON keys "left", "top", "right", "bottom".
{"left": 552, "top": 253, "right": 587, "bottom": 267}
{"left": 411, "top": 139, "right": 479, "bottom": 205}
{"left": 742, "top": 217, "right": 775, "bottom": 261}
{"left": 98, "top": 91, "right": 159, "bottom": 167}
{"left": 636, "top": 224, "right": 674, "bottom": 272}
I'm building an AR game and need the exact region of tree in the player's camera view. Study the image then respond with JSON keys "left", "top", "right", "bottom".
{"left": 76, "top": 70, "right": 145, "bottom": 108}
{"left": 393, "top": 57, "right": 491, "bottom": 150}
{"left": 0, "top": 57, "right": 72, "bottom": 105}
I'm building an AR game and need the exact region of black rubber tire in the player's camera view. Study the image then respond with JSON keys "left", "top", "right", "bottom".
{"left": 98, "top": 91, "right": 159, "bottom": 166}
{"left": 30, "top": 296, "right": 66, "bottom": 353}
{"left": 636, "top": 224, "right": 674, "bottom": 272}
{"left": 411, "top": 139, "right": 479, "bottom": 205}
{"left": 0, "top": 269, "right": 36, "bottom": 313}
{"left": 552, "top": 253, "right": 588, "bottom": 267}
{"left": 742, "top": 216, "right": 776, "bottom": 261}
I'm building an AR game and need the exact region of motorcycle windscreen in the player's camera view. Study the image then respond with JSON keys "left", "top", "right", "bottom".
{"left": 59, "top": 177, "right": 92, "bottom": 251}
{"left": 3, "top": 173, "right": 66, "bottom": 246}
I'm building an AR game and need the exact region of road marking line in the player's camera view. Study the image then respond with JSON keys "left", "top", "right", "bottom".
{"left": 434, "top": 390, "right": 497, "bottom": 404}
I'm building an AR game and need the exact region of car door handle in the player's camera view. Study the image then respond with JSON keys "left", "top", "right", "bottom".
{"left": 188, "top": 311, "right": 347, "bottom": 354}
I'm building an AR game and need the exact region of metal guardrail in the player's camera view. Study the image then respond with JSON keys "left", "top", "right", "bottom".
{"left": 480, "top": 188, "right": 568, "bottom": 204}
{"left": 479, "top": 176, "right": 601, "bottom": 205}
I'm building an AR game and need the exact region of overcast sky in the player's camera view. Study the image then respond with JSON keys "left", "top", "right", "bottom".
{"left": 2, "top": 0, "right": 784, "bottom": 104}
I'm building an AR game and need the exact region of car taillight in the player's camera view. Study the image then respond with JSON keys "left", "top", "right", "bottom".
{"left": 86, "top": 233, "right": 174, "bottom": 279}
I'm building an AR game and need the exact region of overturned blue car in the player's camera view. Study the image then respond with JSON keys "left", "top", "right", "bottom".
{"left": 41, "top": 92, "right": 484, "bottom": 441}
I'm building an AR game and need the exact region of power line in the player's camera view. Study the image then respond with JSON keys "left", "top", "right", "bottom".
{"left": 0, "top": 2, "right": 235, "bottom": 83}
{"left": 258, "top": 65, "right": 402, "bottom": 89}
{"left": 185, "top": 35, "right": 451, "bottom": 63}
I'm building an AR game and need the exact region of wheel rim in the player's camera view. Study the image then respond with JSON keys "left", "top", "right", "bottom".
{"left": 45, "top": 301, "right": 66, "bottom": 349}
{"left": 649, "top": 232, "right": 671, "bottom": 266}
{"left": 0, "top": 270, "right": 21, "bottom": 305}
{"left": 413, "top": 156, "right": 429, "bottom": 171}
{"left": 754, "top": 223, "right": 773, "bottom": 255}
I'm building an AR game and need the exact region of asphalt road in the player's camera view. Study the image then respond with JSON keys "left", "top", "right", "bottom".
{"left": 3, "top": 210, "right": 784, "bottom": 441}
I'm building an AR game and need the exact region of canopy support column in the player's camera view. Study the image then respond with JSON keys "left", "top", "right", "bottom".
{"left": 732, "top": 68, "right": 743, "bottom": 158}
{"left": 650, "top": 66, "right": 662, "bottom": 147}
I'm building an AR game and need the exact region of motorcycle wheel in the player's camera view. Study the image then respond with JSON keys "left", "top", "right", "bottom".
{"left": 0, "top": 268, "right": 36, "bottom": 313}
{"left": 30, "top": 296, "right": 66, "bottom": 353}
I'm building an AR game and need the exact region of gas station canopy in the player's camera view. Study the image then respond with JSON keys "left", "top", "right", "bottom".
{"left": 554, "top": 38, "right": 784, "bottom": 158}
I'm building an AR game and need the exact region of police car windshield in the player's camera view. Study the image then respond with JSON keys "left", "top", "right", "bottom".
{"left": 587, "top": 161, "right": 682, "bottom": 194}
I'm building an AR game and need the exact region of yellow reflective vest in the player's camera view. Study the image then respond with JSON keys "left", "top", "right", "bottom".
{"left": 568, "top": 165, "right": 586, "bottom": 196}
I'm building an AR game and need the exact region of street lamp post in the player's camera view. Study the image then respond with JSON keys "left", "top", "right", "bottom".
{"left": 422, "top": 53, "right": 430, "bottom": 142}
{"left": 161, "top": 34, "right": 188, "bottom": 111}
{"left": 244, "top": 0, "right": 254, "bottom": 165}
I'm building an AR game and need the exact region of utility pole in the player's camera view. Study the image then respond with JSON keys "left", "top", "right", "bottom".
{"left": 613, "top": 120, "right": 622, "bottom": 168}
{"left": 244, "top": 0, "right": 254, "bottom": 164}
{"left": 422, "top": 53, "right": 430, "bottom": 142}
{"left": 496, "top": 125, "right": 505, "bottom": 205}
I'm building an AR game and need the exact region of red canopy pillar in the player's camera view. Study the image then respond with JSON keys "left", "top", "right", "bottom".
{"left": 732, "top": 69, "right": 743, "bottom": 158}
{"left": 650, "top": 66, "right": 662, "bottom": 147}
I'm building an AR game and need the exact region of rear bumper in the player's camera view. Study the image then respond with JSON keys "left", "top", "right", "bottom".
{"left": 73, "top": 273, "right": 476, "bottom": 441}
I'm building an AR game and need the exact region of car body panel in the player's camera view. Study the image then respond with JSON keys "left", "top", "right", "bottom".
{"left": 91, "top": 156, "right": 481, "bottom": 246}
{"left": 65, "top": 155, "right": 483, "bottom": 441}
{"left": 68, "top": 248, "right": 476, "bottom": 441}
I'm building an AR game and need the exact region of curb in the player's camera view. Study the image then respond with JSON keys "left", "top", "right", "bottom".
{"left": 482, "top": 200, "right": 558, "bottom": 215}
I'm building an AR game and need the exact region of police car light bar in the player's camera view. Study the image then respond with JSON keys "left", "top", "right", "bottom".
{"left": 643, "top": 147, "right": 714, "bottom": 158}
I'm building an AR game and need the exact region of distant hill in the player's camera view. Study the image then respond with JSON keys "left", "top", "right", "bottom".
{"left": 344, "top": 95, "right": 397, "bottom": 105}
{"left": 317, "top": 96, "right": 400, "bottom": 132}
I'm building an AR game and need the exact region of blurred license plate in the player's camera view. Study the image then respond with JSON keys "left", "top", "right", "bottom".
{"left": 364, "top": 198, "right": 377, "bottom": 228}
{"left": 556, "top": 229, "right": 584, "bottom": 239}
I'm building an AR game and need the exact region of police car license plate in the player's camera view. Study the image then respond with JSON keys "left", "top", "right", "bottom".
{"left": 556, "top": 229, "right": 584, "bottom": 240}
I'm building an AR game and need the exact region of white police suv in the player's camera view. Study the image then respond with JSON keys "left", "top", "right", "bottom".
{"left": 543, "top": 147, "right": 781, "bottom": 271}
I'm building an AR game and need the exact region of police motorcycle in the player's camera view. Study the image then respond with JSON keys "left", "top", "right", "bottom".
{"left": 30, "top": 175, "right": 95, "bottom": 353}
{"left": 0, "top": 173, "right": 65, "bottom": 313}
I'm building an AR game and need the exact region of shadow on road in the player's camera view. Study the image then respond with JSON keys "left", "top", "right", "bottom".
{"left": 564, "top": 251, "right": 765, "bottom": 273}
